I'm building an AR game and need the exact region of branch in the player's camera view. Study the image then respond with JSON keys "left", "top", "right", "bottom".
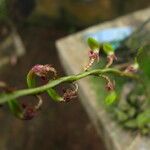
{"left": 0, "top": 68, "right": 139, "bottom": 104}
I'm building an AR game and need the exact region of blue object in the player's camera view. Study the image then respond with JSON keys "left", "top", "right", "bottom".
{"left": 84, "top": 26, "right": 134, "bottom": 49}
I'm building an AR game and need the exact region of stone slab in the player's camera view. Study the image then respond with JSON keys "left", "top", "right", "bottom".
{"left": 56, "top": 8, "right": 150, "bottom": 150}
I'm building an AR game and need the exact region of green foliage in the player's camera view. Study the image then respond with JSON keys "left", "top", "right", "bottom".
{"left": 137, "top": 45, "right": 150, "bottom": 79}
{"left": 114, "top": 108, "right": 128, "bottom": 122}
{"left": 124, "top": 119, "right": 138, "bottom": 129}
{"left": 0, "top": 0, "right": 8, "bottom": 20}
{"left": 89, "top": 38, "right": 150, "bottom": 135}
{"left": 47, "top": 88, "right": 63, "bottom": 102}
{"left": 27, "top": 72, "right": 36, "bottom": 88}
{"left": 137, "top": 110, "right": 150, "bottom": 128}
{"left": 105, "top": 91, "right": 117, "bottom": 105}
{"left": 7, "top": 99, "right": 23, "bottom": 118}
{"left": 103, "top": 43, "right": 114, "bottom": 55}
{"left": 87, "top": 37, "right": 100, "bottom": 51}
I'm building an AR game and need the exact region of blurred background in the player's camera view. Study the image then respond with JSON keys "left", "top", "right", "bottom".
{"left": 0, "top": 0, "right": 149, "bottom": 150}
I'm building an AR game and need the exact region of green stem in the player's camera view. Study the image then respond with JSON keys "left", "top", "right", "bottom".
{"left": 0, "top": 68, "right": 139, "bottom": 104}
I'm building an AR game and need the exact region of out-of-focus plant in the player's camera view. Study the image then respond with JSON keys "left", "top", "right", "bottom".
{"left": 0, "top": 37, "right": 149, "bottom": 135}
{"left": 111, "top": 44, "right": 150, "bottom": 135}
{"left": 0, "top": 0, "right": 8, "bottom": 21}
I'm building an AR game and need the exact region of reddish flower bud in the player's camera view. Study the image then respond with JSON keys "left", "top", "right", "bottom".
{"left": 27, "top": 64, "right": 57, "bottom": 88}
{"left": 63, "top": 89, "right": 77, "bottom": 102}
{"left": 105, "top": 80, "right": 115, "bottom": 91}
{"left": 21, "top": 102, "right": 28, "bottom": 109}
{"left": 31, "top": 64, "right": 57, "bottom": 78}
{"left": 21, "top": 95, "right": 43, "bottom": 120}
{"left": 100, "top": 75, "right": 115, "bottom": 91}
{"left": 124, "top": 63, "right": 139, "bottom": 73}
{"left": 23, "top": 107, "right": 36, "bottom": 120}
{"left": 84, "top": 50, "right": 100, "bottom": 71}
{"left": 88, "top": 50, "right": 99, "bottom": 61}
{"left": 63, "top": 83, "right": 78, "bottom": 102}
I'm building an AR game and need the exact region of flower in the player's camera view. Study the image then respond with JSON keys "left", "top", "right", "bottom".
{"left": 124, "top": 63, "right": 139, "bottom": 73}
{"left": 105, "top": 80, "right": 115, "bottom": 91}
{"left": 88, "top": 50, "right": 99, "bottom": 61}
{"left": 84, "top": 50, "right": 100, "bottom": 71}
{"left": 23, "top": 106, "right": 36, "bottom": 120}
{"left": 31, "top": 64, "right": 57, "bottom": 78}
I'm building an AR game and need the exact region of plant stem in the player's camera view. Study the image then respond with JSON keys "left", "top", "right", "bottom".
{"left": 0, "top": 68, "right": 139, "bottom": 104}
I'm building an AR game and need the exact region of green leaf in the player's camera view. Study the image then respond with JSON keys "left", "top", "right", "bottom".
{"left": 114, "top": 108, "right": 128, "bottom": 122}
{"left": 105, "top": 91, "right": 117, "bottom": 105}
{"left": 103, "top": 43, "right": 114, "bottom": 55}
{"left": 27, "top": 72, "right": 36, "bottom": 88}
{"left": 87, "top": 37, "right": 99, "bottom": 51}
{"left": 47, "top": 88, "right": 63, "bottom": 102}
{"left": 127, "top": 107, "right": 136, "bottom": 118}
{"left": 0, "top": 0, "right": 8, "bottom": 20}
{"left": 137, "top": 45, "right": 150, "bottom": 78}
{"left": 136, "top": 110, "right": 150, "bottom": 128}
{"left": 136, "top": 47, "right": 144, "bottom": 59}
{"left": 141, "top": 127, "right": 150, "bottom": 135}
{"left": 124, "top": 119, "right": 138, "bottom": 129}
{"left": 8, "top": 99, "right": 23, "bottom": 118}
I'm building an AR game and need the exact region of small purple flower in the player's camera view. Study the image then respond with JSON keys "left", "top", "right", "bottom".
{"left": 20, "top": 94, "right": 43, "bottom": 120}
{"left": 23, "top": 107, "right": 36, "bottom": 120}
{"left": 63, "top": 89, "right": 77, "bottom": 102}
{"left": 105, "top": 80, "right": 115, "bottom": 91}
{"left": 88, "top": 50, "right": 99, "bottom": 61}
{"left": 124, "top": 63, "right": 139, "bottom": 73}
{"left": 62, "top": 83, "right": 78, "bottom": 102}
{"left": 31, "top": 64, "right": 57, "bottom": 78}
{"left": 84, "top": 50, "right": 100, "bottom": 71}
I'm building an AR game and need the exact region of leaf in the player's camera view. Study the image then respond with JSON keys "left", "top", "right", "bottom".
{"left": 124, "top": 119, "right": 138, "bottom": 129}
{"left": 136, "top": 110, "right": 150, "bottom": 128}
{"left": 127, "top": 107, "right": 136, "bottom": 118}
{"left": 105, "top": 91, "right": 117, "bottom": 105}
{"left": 137, "top": 45, "right": 150, "bottom": 78}
{"left": 8, "top": 99, "right": 23, "bottom": 118}
{"left": 103, "top": 43, "right": 114, "bottom": 55}
{"left": 136, "top": 47, "right": 144, "bottom": 59}
{"left": 114, "top": 108, "right": 128, "bottom": 122}
{"left": 27, "top": 72, "right": 36, "bottom": 88}
{"left": 87, "top": 37, "right": 99, "bottom": 51}
{"left": 141, "top": 127, "right": 150, "bottom": 135}
{"left": 47, "top": 88, "right": 63, "bottom": 102}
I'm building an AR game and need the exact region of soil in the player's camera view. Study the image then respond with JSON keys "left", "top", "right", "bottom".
{"left": 0, "top": 26, "right": 106, "bottom": 150}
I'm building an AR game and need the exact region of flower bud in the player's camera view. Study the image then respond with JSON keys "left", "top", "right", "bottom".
{"left": 100, "top": 75, "right": 115, "bottom": 91}
{"left": 88, "top": 50, "right": 100, "bottom": 61}
{"left": 124, "top": 63, "right": 139, "bottom": 73}
{"left": 23, "top": 107, "right": 36, "bottom": 120}
{"left": 102, "top": 43, "right": 117, "bottom": 68}
{"left": 84, "top": 38, "right": 100, "bottom": 71}
{"left": 105, "top": 80, "right": 115, "bottom": 91}
{"left": 87, "top": 37, "right": 100, "bottom": 52}
{"left": 31, "top": 64, "right": 57, "bottom": 78}
{"left": 63, "top": 83, "right": 78, "bottom": 102}
{"left": 84, "top": 50, "right": 100, "bottom": 71}
{"left": 27, "top": 64, "right": 57, "bottom": 88}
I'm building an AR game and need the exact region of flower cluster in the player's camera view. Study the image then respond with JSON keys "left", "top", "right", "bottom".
{"left": 0, "top": 37, "right": 140, "bottom": 120}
